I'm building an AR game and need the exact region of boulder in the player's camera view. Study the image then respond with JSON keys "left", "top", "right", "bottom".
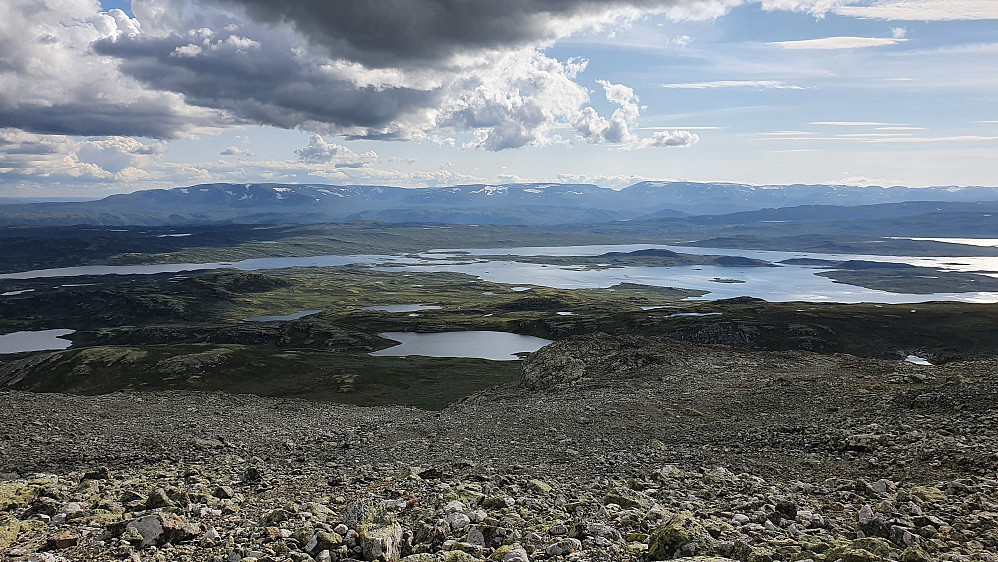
{"left": 111, "top": 513, "right": 201, "bottom": 548}
{"left": 648, "top": 512, "right": 719, "bottom": 560}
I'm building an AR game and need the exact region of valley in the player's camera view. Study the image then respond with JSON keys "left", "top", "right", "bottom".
{"left": 1, "top": 183, "right": 997, "bottom": 562}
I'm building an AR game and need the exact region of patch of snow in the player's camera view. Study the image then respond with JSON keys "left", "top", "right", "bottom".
{"left": 523, "top": 189, "right": 543, "bottom": 194}
{"left": 471, "top": 185, "right": 508, "bottom": 195}
{"left": 1, "top": 289, "right": 34, "bottom": 296}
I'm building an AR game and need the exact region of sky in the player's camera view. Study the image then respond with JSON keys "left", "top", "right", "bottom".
{"left": 1, "top": 0, "right": 996, "bottom": 197}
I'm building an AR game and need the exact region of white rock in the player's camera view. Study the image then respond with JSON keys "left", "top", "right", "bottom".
{"left": 444, "top": 500, "right": 467, "bottom": 514}
{"left": 858, "top": 505, "right": 874, "bottom": 525}
{"left": 447, "top": 512, "right": 471, "bottom": 532}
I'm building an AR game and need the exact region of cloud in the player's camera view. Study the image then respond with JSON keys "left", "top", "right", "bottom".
{"left": 641, "top": 130, "right": 701, "bottom": 147}
{"left": 91, "top": 0, "right": 721, "bottom": 150}
{"left": 660, "top": 80, "right": 804, "bottom": 89}
{"left": 810, "top": 121, "right": 892, "bottom": 126}
{"left": 759, "top": 0, "right": 850, "bottom": 17}
{"left": 759, "top": 130, "right": 816, "bottom": 135}
{"left": 295, "top": 134, "right": 378, "bottom": 167}
{"left": 0, "top": 129, "right": 166, "bottom": 184}
{"left": 0, "top": 1, "right": 228, "bottom": 139}
{"left": 671, "top": 35, "right": 694, "bottom": 48}
{"left": 862, "top": 135, "right": 998, "bottom": 143}
{"left": 833, "top": 0, "right": 998, "bottom": 21}
{"left": 207, "top": 0, "right": 747, "bottom": 68}
{"left": 573, "top": 79, "right": 698, "bottom": 147}
{"left": 447, "top": 50, "right": 593, "bottom": 151}
{"left": 769, "top": 36, "right": 906, "bottom": 49}
{"left": 642, "top": 126, "right": 722, "bottom": 130}
{"left": 220, "top": 146, "right": 254, "bottom": 157}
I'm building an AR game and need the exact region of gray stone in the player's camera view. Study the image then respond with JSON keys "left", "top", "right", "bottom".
{"left": 447, "top": 512, "right": 471, "bottom": 532}
{"left": 545, "top": 538, "right": 582, "bottom": 556}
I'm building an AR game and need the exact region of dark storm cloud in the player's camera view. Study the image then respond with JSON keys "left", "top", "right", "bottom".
{"left": 0, "top": 99, "right": 229, "bottom": 139}
{"left": 93, "top": 33, "right": 442, "bottom": 136}
{"left": 211, "top": 0, "right": 677, "bottom": 68}
{"left": 0, "top": 1, "right": 228, "bottom": 140}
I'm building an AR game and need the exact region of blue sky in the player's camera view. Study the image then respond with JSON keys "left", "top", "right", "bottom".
{"left": 1, "top": 0, "right": 996, "bottom": 196}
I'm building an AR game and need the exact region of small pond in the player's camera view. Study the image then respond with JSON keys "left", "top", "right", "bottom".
{"left": 668, "top": 312, "right": 723, "bottom": 318}
{"left": 244, "top": 310, "right": 323, "bottom": 322}
{"left": 0, "top": 329, "right": 75, "bottom": 354}
{"left": 370, "top": 331, "right": 553, "bottom": 361}
{"left": 361, "top": 304, "right": 442, "bottom": 313}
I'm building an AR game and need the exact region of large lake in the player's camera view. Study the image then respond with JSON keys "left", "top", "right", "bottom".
{"left": 3, "top": 243, "right": 997, "bottom": 304}
{"left": 370, "top": 331, "right": 553, "bottom": 360}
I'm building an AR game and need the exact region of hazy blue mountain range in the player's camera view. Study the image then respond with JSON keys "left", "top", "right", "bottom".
{"left": 1, "top": 181, "right": 997, "bottom": 226}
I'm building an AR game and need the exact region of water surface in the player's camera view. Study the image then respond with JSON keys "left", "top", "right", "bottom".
{"left": 370, "top": 331, "right": 552, "bottom": 361}
{"left": 4, "top": 243, "right": 998, "bottom": 304}
{"left": 245, "top": 310, "right": 323, "bottom": 322}
{"left": 361, "top": 304, "right": 442, "bottom": 313}
{"left": 0, "top": 329, "right": 75, "bottom": 354}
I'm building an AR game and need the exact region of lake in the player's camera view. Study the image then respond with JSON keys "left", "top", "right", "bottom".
{"left": 0, "top": 329, "right": 75, "bottom": 354}
{"left": 3, "top": 243, "right": 998, "bottom": 304}
{"left": 370, "top": 331, "right": 553, "bottom": 360}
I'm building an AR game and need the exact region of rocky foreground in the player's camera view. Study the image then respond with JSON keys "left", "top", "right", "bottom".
{"left": 1, "top": 334, "right": 997, "bottom": 562}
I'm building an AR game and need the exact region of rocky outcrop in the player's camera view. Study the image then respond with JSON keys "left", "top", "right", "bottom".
{"left": 519, "top": 333, "right": 664, "bottom": 390}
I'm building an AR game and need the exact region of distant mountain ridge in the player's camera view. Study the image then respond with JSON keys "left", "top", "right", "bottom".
{"left": 1, "top": 181, "right": 997, "bottom": 226}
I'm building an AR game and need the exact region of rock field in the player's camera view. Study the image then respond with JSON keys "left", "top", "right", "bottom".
{"left": 1, "top": 334, "right": 997, "bottom": 561}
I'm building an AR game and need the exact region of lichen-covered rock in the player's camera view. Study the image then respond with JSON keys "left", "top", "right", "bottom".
{"left": 0, "top": 512, "right": 21, "bottom": 550}
{"left": 359, "top": 519, "right": 404, "bottom": 561}
{"left": 648, "top": 511, "right": 719, "bottom": 560}
{"left": 443, "top": 551, "right": 480, "bottom": 562}
{"left": 0, "top": 481, "right": 40, "bottom": 512}
{"left": 672, "top": 558, "right": 739, "bottom": 562}
{"left": 909, "top": 486, "right": 946, "bottom": 503}
{"left": 111, "top": 512, "right": 201, "bottom": 548}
